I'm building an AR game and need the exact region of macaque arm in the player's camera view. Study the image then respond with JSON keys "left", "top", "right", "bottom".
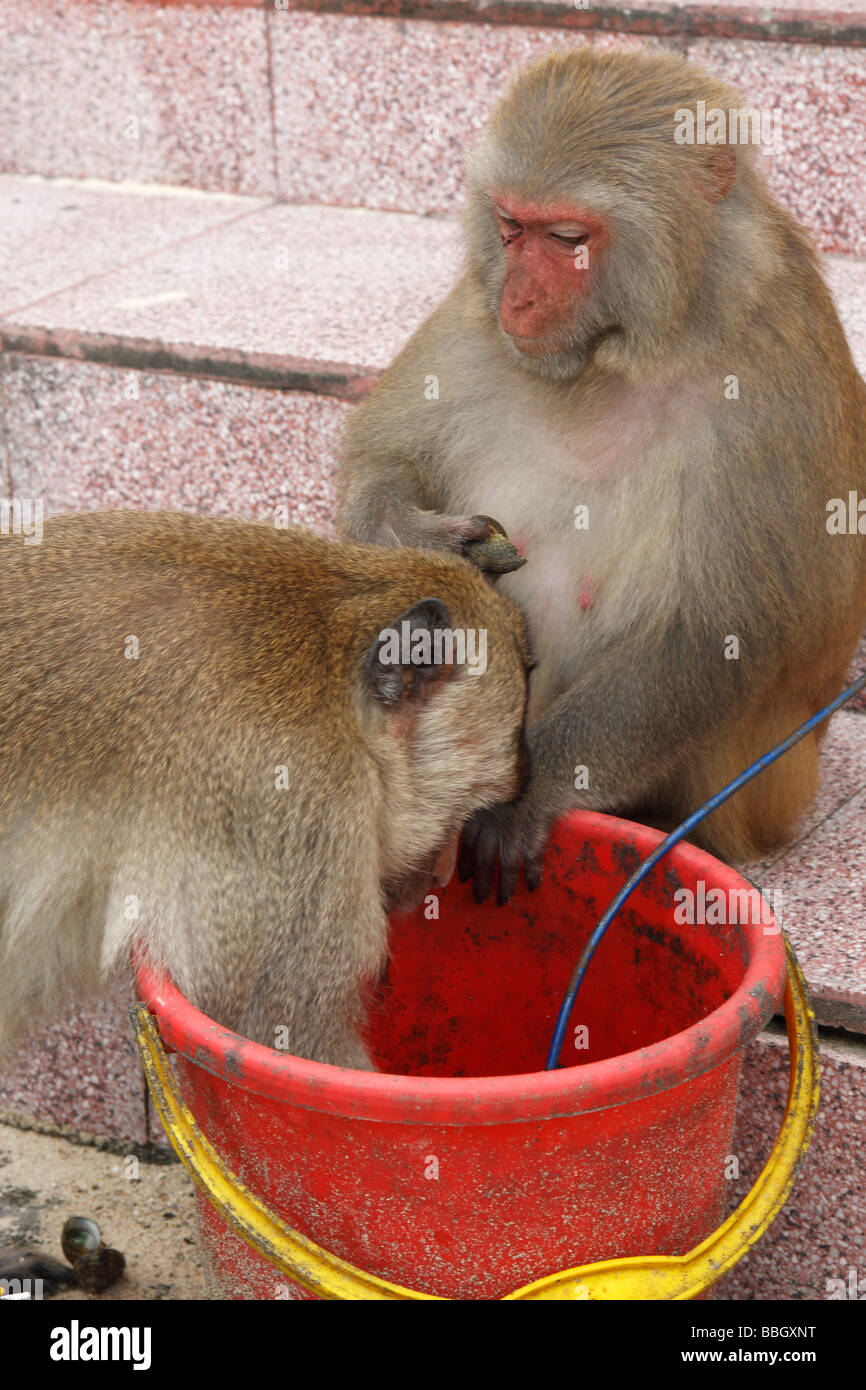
{"left": 529, "top": 627, "right": 736, "bottom": 812}
{"left": 339, "top": 288, "right": 499, "bottom": 555}
{"left": 341, "top": 439, "right": 502, "bottom": 561}
{"left": 339, "top": 448, "right": 441, "bottom": 548}
{"left": 462, "top": 614, "right": 752, "bottom": 902}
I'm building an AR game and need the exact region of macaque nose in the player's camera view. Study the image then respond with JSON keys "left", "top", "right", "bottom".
{"left": 500, "top": 257, "right": 542, "bottom": 334}
{"left": 504, "top": 285, "right": 535, "bottom": 314}
{"left": 500, "top": 286, "right": 536, "bottom": 334}
{"left": 500, "top": 276, "right": 552, "bottom": 340}
{"left": 502, "top": 304, "right": 542, "bottom": 337}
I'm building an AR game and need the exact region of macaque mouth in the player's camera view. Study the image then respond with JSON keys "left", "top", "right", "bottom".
{"left": 385, "top": 834, "right": 460, "bottom": 912}
{"left": 505, "top": 318, "right": 622, "bottom": 360}
{"left": 503, "top": 325, "right": 573, "bottom": 357}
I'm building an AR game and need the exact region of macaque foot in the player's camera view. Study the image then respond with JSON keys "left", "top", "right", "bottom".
{"left": 458, "top": 798, "right": 549, "bottom": 906}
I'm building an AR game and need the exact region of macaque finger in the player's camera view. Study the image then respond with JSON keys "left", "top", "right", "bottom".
{"left": 496, "top": 847, "right": 520, "bottom": 905}
{"left": 521, "top": 811, "right": 550, "bottom": 894}
{"left": 470, "top": 817, "right": 502, "bottom": 904}
{"left": 524, "top": 854, "right": 543, "bottom": 893}
{"left": 455, "top": 515, "right": 496, "bottom": 542}
{"left": 457, "top": 821, "right": 480, "bottom": 883}
{"left": 415, "top": 512, "right": 493, "bottom": 553}
{"left": 457, "top": 854, "right": 472, "bottom": 884}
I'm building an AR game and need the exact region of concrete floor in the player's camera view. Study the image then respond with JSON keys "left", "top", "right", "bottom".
{"left": 0, "top": 1121, "right": 207, "bottom": 1300}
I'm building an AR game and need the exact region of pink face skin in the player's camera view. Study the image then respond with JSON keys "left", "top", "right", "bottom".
{"left": 491, "top": 195, "right": 606, "bottom": 357}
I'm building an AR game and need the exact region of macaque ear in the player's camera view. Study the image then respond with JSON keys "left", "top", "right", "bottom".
{"left": 364, "top": 597, "right": 457, "bottom": 706}
{"left": 695, "top": 146, "right": 737, "bottom": 203}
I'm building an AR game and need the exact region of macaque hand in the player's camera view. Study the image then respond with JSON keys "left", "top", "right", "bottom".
{"left": 458, "top": 796, "right": 551, "bottom": 906}
{"left": 407, "top": 512, "right": 526, "bottom": 576}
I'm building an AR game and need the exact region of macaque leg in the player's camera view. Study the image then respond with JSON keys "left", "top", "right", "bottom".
{"left": 675, "top": 706, "right": 821, "bottom": 862}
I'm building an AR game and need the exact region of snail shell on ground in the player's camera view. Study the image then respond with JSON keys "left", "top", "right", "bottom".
{"left": 61, "top": 1215, "right": 102, "bottom": 1263}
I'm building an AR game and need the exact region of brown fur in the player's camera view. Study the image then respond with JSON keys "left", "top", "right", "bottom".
{"left": 339, "top": 48, "right": 866, "bottom": 877}
{"left": 0, "top": 512, "right": 529, "bottom": 1065}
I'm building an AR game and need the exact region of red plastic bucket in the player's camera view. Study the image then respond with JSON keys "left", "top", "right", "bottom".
{"left": 136, "top": 811, "right": 786, "bottom": 1300}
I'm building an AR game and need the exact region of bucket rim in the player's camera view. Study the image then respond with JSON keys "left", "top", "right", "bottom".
{"left": 135, "top": 810, "right": 786, "bottom": 1127}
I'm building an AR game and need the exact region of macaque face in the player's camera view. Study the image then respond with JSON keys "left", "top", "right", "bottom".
{"left": 491, "top": 195, "right": 607, "bottom": 367}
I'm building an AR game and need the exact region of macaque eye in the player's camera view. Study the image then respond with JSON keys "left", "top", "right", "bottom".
{"left": 494, "top": 206, "right": 523, "bottom": 245}
{"left": 550, "top": 231, "right": 589, "bottom": 247}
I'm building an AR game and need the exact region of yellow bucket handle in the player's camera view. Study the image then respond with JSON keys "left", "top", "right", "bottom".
{"left": 132, "top": 934, "right": 818, "bottom": 1300}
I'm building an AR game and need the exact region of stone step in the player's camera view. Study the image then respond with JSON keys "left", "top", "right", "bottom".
{"left": 295, "top": 0, "right": 866, "bottom": 47}
{"left": 0, "top": 1, "right": 864, "bottom": 253}
{"left": 719, "top": 1024, "right": 866, "bottom": 1300}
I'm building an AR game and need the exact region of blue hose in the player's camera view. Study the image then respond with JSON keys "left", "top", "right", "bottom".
{"left": 545, "top": 670, "right": 866, "bottom": 1070}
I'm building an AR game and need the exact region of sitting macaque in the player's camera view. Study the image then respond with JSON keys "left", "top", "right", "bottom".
{"left": 0, "top": 512, "right": 531, "bottom": 1069}
{"left": 340, "top": 48, "right": 866, "bottom": 896}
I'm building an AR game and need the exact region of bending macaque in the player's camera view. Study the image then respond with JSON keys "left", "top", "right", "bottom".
{"left": 339, "top": 48, "right": 866, "bottom": 896}
{"left": 0, "top": 513, "right": 530, "bottom": 1067}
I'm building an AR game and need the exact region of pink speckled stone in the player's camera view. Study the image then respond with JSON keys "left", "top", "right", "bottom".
{"left": 0, "top": 0, "right": 276, "bottom": 195}
{"left": 718, "top": 1030, "right": 866, "bottom": 1300}
{"left": 687, "top": 37, "right": 866, "bottom": 256}
{"left": 270, "top": 14, "right": 675, "bottom": 214}
{"left": 737, "top": 711, "right": 866, "bottom": 1020}
{"left": 295, "top": 0, "right": 866, "bottom": 27}
{"left": 1, "top": 199, "right": 459, "bottom": 377}
{"left": 0, "top": 175, "right": 269, "bottom": 315}
{"left": 0, "top": 989, "right": 148, "bottom": 1146}
{"left": 2, "top": 356, "right": 349, "bottom": 532}
{"left": 756, "top": 778, "right": 866, "bottom": 1030}
{"left": 0, "top": 357, "right": 9, "bottom": 494}
{"left": 504, "top": 0, "right": 866, "bottom": 14}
